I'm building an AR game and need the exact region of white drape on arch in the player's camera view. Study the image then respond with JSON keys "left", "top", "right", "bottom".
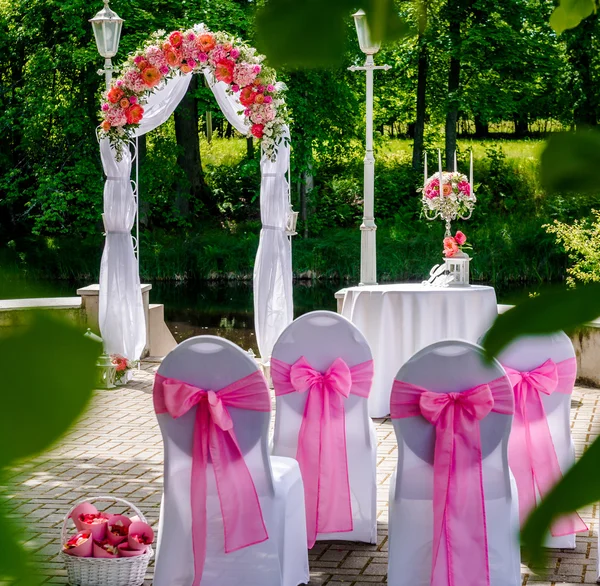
{"left": 99, "top": 70, "right": 292, "bottom": 362}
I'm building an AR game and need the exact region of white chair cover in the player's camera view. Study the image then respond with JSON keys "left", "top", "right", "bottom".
{"left": 497, "top": 332, "right": 584, "bottom": 549}
{"left": 153, "top": 335, "right": 309, "bottom": 586}
{"left": 271, "top": 310, "right": 377, "bottom": 545}
{"left": 389, "top": 340, "right": 520, "bottom": 586}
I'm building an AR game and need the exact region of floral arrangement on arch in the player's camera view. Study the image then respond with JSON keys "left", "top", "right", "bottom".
{"left": 99, "top": 24, "right": 289, "bottom": 160}
{"left": 420, "top": 171, "right": 476, "bottom": 231}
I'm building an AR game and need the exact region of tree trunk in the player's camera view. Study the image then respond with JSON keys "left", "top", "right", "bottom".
{"left": 474, "top": 116, "right": 488, "bottom": 138}
{"left": 565, "top": 14, "right": 597, "bottom": 127}
{"left": 514, "top": 114, "right": 528, "bottom": 137}
{"left": 412, "top": 20, "right": 429, "bottom": 170}
{"left": 174, "top": 75, "right": 213, "bottom": 217}
{"left": 246, "top": 137, "right": 254, "bottom": 159}
{"left": 444, "top": 1, "right": 461, "bottom": 170}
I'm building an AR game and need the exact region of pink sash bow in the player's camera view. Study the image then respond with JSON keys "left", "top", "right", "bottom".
{"left": 271, "top": 356, "right": 373, "bottom": 548}
{"left": 502, "top": 357, "right": 587, "bottom": 536}
{"left": 153, "top": 371, "right": 270, "bottom": 586}
{"left": 391, "top": 377, "right": 514, "bottom": 586}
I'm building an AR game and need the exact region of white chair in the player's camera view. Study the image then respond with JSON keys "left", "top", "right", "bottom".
{"left": 389, "top": 339, "right": 520, "bottom": 586}
{"left": 497, "top": 332, "right": 587, "bottom": 549}
{"left": 271, "top": 310, "right": 377, "bottom": 546}
{"left": 153, "top": 335, "right": 309, "bottom": 586}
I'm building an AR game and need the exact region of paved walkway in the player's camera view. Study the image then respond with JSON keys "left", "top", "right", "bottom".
{"left": 3, "top": 361, "right": 599, "bottom": 585}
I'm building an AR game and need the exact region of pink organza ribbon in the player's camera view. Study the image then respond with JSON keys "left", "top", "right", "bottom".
{"left": 391, "top": 376, "right": 514, "bottom": 586}
{"left": 502, "top": 357, "right": 587, "bottom": 536}
{"left": 271, "top": 356, "right": 373, "bottom": 548}
{"left": 153, "top": 371, "right": 270, "bottom": 586}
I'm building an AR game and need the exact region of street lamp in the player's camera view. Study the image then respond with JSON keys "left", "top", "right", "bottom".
{"left": 89, "top": 0, "right": 124, "bottom": 90}
{"left": 349, "top": 9, "right": 391, "bottom": 286}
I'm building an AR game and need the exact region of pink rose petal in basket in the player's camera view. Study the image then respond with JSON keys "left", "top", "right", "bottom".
{"left": 106, "top": 514, "right": 131, "bottom": 545}
{"left": 118, "top": 542, "right": 147, "bottom": 557}
{"left": 93, "top": 541, "right": 119, "bottom": 558}
{"left": 63, "top": 532, "right": 93, "bottom": 558}
{"left": 127, "top": 521, "right": 154, "bottom": 550}
{"left": 70, "top": 503, "right": 98, "bottom": 531}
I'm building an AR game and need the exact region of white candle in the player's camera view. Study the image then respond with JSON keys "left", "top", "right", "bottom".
{"left": 438, "top": 149, "right": 443, "bottom": 196}
{"left": 469, "top": 150, "right": 473, "bottom": 186}
{"left": 424, "top": 151, "right": 428, "bottom": 185}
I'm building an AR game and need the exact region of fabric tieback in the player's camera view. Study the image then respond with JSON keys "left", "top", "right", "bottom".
{"left": 271, "top": 356, "right": 373, "bottom": 548}
{"left": 153, "top": 372, "right": 270, "bottom": 586}
{"left": 391, "top": 377, "right": 515, "bottom": 586}
{"left": 502, "top": 357, "right": 587, "bottom": 536}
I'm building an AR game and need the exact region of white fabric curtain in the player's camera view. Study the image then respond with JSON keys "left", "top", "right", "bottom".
{"left": 253, "top": 126, "right": 293, "bottom": 361}
{"left": 203, "top": 71, "right": 248, "bottom": 134}
{"left": 98, "top": 74, "right": 191, "bottom": 361}
{"left": 203, "top": 71, "right": 293, "bottom": 360}
{"left": 99, "top": 70, "right": 293, "bottom": 362}
{"left": 98, "top": 138, "right": 146, "bottom": 360}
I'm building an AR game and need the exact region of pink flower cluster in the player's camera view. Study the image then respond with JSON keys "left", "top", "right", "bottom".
{"left": 443, "top": 231, "right": 467, "bottom": 258}
{"left": 100, "top": 27, "right": 284, "bottom": 151}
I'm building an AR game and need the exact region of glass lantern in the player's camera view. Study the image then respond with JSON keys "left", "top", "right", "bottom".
{"left": 84, "top": 328, "right": 116, "bottom": 389}
{"left": 285, "top": 207, "right": 299, "bottom": 236}
{"left": 352, "top": 10, "right": 381, "bottom": 55}
{"left": 444, "top": 253, "right": 470, "bottom": 287}
{"left": 89, "top": 0, "right": 124, "bottom": 59}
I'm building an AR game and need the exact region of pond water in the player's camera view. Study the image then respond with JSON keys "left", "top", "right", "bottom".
{"left": 0, "top": 277, "right": 547, "bottom": 355}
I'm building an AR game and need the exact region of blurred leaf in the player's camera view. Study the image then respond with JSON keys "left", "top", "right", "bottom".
{"left": 549, "top": 0, "right": 595, "bottom": 33}
{"left": 0, "top": 312, "right": 100, "bottom": 467}
{"left": 522, "top": 434, "right": 600, "bottom": 564}
{"left": 0, "top": 500, "right": 39, "bottom": 585}
{"left": 482, "top": 284, "right": 600, "bottom": 358}
{"left": 0, "top": 312, "right": 100, "bottom": 582}
{"left": 541, "top": 131, "right": 600, "bottom": 193}
{"left": 254, "top": 0, "right": 412, "bottom": 68}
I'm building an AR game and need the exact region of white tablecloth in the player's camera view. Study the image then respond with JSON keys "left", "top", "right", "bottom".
{"left": 341, "top": 284, "right": 498, "bottom": 417}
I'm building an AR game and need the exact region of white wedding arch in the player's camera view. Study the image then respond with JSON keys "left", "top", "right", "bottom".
{"left": 97, "top": 24, "right": 294, "bottom": 363}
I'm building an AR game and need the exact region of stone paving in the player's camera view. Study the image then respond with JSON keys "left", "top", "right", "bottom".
{"left": 2, "top": 360, "right": 599, "bottom": 585}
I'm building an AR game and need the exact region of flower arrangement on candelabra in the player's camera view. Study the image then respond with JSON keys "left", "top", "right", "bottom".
{"left": 420, "top": 150, "right": 476, "bottom": 287}
{"left": 420, "top": 150, "right": 476, "bottom": 236}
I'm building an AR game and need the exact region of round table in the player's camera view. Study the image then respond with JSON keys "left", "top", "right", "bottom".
{"left": 340, "top": 283, "right": 498, "bottom": 417}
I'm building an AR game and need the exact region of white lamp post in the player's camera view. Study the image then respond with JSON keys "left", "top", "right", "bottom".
{"left": 89, "top": 0, "right": 124, "bottom": 90}
{"left": 349, "top": 9, "right": 391, "bottom": 286}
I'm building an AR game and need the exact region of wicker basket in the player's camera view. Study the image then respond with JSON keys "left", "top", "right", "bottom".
{"left": 60, "top": 496, "right": 153, "bottom": 586}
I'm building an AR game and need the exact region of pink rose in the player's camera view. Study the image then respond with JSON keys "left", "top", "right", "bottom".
{"left": 267, "top": 84, "right": 275, "bottom": 92}
{"left": 443, "top": 237, "right": 459, "bottom": 258}
{"left": 230, "top": 48, "right": 240, "bottom": 59}
{"left": 159, "top": 65, "right": 169, "bottom": 75}
{"left": 129, "top": 96, "right": 137, "bottom": 104}
{"left": 458, "top": 181, "right": 471, "bottom": 196}
{"left": 263, "top": 96, "right": 273, "bottom": 104}
{"left": 253, "top": 65, "right": 261, "bottom": 74}
{"left": 198, "top": 53, "right": 208, "bottom": 62}
{"left": 102, "top": 103, "right": 110, "bottom": 111}
{"left": 231, "top": 84, "right": 240, "bottom": 92}
{"left": 187, "top": 58, "right": 197, "bottom": 69}
{"left": 454, "top": 231, "right": 466, "bottom": 246}
{"left": 251, "top": 123, "right": 264, "bottom": 139}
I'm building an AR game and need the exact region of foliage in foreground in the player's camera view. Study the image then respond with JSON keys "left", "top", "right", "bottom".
{"left": 0, "top": 314, "right": 100, "bottom": 583}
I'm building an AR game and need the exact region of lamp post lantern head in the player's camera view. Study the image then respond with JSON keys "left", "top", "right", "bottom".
{"left": 89, "top": 0, "right": 124, "bottom": 59}
{"left": 352, "top": 9, "right": 380, "bottom": 56}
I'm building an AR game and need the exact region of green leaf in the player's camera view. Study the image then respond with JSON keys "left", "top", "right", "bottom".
{"left": 0, "top": 499, "right": 39, "bottom": 585}
{"left": 522, "top": 434, "right": 600, "bottom": 564}
{"left": 254, "top": 0, "right": 412, "bottom": 68}
{"left": 0, "top": 312, "right": 100, "bottom": 467}
{"left": 549, "top": 0, "right": 596, "bottom": 33}
{"left": 541, "top": 131, "right": 600, "bottom": 193}
{"left": 482, "top": 284, "right": 600, "bottom": 358}
{"left": 0, "top": 313, "right": 100, "bottom": 582}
